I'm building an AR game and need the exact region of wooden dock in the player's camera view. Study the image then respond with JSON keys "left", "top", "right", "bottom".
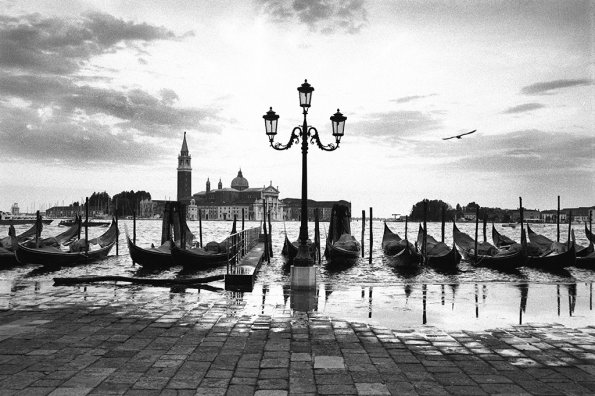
{"left": 225, "top": 242, "right": 265, "bottom": 291}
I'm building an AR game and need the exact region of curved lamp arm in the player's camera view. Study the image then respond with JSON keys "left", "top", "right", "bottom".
{"left": 308, "top": 126, "right": 339, "bottom": 151}
{"left": 270, "top": 127, "right": 302, "bottom": 151}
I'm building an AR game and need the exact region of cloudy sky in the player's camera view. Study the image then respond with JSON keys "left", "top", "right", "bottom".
{"left": 0, "top": 0, "right": 593, "bottom": 217}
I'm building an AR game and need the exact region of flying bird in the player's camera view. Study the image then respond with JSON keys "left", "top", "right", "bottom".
{"left": 442, "top": 130, "right": 477, "bottom": 140}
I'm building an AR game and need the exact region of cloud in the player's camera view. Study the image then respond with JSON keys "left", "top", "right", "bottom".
{"left": 0, "top": 12, "right": 178, "bottom": 75}
{"left": 391, "top": 94, "right": 437, "bottom": 104}
{"left": 521, "top": 79, "right": 592, "bottom": 95}
{"left": 431, "top": 130, "right": 594, "bottom": 175}
{"left": 258, "top": 0, "right": 368, "bottom": 34}
{"left": 0, "top": 105, "right": 167, "bottom": 165}
{"left": 503, "top": 103, "right": 545, "bottom": 114}
{"left": 0, "top": 73, "right": 214, "bottom": 134}
{"left": 351, "top": 110, "right": 442, "bottom": 142}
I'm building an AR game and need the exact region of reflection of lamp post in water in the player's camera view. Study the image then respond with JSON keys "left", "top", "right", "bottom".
{"left": 263, "top": 80, "right": 347, "bottom": 289}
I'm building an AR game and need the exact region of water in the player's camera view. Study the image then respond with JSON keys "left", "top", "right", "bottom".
{"left": 0, "top": 220, "right": 593, "bottom": 330}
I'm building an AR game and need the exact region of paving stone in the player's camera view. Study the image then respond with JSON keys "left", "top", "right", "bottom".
{"left": 354, "top": 382, "right": 390, "bottom": 395}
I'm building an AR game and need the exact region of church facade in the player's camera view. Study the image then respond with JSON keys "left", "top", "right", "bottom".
{"left": 190, "top": 170, "right": 283, "bottom": 221}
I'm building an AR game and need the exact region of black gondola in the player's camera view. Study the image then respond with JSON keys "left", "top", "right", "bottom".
{"left": 127, "top": 236, "right": 173, "bottom": 268}
{"left": 325, "top": 204, "right": 360, "bottom": 263}
{"left": 170, "top": 219, "right": 237, "bottom": 269}
{"left": 15, "top": 219, "right": 117, "bottom": 267}
{"left": 453, "top": 222, "right": 523, "bottom": 269}
{"left": 382, "top": 222, "right": 420, "bottom": 267}
{"left": 492, "top": 224, "right": 517, "bottom": 247}
{"left": 416, "top": 224, "right": 460, "bottom": 269}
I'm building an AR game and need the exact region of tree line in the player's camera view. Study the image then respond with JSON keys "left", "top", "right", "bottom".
{"left": 67, "top": 190, "right": 152, "bottom": 218}
{"left": 409, "top": 199, "right": 513, "bottom": 222}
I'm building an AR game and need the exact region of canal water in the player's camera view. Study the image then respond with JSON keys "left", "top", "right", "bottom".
{"left": 0, "top": 220, "right": 593, "bottom": 330}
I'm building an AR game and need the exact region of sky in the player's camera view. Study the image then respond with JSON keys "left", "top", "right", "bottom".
{"left": 0, "top": 0, "right": 593, "bottom": 217}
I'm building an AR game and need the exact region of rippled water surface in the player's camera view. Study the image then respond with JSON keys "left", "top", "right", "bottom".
{"left": 0, "top": 220, "right": 593, "bottom": 330}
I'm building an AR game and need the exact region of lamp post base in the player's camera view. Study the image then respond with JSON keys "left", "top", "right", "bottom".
{"left": 290, "top": 265, "right": 316, "bottom": 290}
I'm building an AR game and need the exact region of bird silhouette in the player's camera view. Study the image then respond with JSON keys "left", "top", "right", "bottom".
{"left": 442, "top": 129, "right": 476, "bottom": 140}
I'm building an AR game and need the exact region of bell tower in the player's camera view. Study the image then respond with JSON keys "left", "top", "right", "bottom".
{"left": 177, "top": 132, "right": 192, "bottom": 202}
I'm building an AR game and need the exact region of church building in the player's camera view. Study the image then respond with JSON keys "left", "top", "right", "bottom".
{"left": 191, "top": 170, "right": 282, "bottom": 221}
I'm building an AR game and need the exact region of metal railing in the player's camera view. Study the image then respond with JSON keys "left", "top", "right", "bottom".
{"left": 226, "top": 226, "right": 261, "bottom": 274}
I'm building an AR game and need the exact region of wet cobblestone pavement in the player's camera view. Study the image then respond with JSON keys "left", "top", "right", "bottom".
{"left": 0, "top": 285, "right": 593, "bottom": 395}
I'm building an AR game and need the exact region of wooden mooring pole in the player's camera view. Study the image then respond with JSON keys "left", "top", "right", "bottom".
{"left": 268, "top": 210, "right": 273, "bottom": 257}
{"left": 198, "top": 209, "right": 203, "bottom": 248}
{"left": 361, "top": 210, "right": 365, "bottom": 258}
{"left": 115, "top": 200, "right": 119, "bottom": 255}
{"left": 557, "top": 195, "right": 560, "bottom": 242}
{"left": 241, "top": 208, "right": 245, "bottom": 231}
{"left": 132, "top": 210, "right": 136, "bottom": 245}
{"left": 262, "top": 200, "right": 269, "bottom": 263}
{"left": 369, "top": 207, "right": 373, "bottom": 264}
{"left": 474, "top": 206, "right": 480, "bottom": 263}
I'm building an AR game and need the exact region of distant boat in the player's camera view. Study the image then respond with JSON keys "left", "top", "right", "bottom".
{"left": 59, "top": 220, "right": 110, "bottom": 227}
{"left": 0, "top": 219, "right": 52, "bottom": 225}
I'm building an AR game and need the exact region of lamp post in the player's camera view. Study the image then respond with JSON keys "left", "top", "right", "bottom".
{"left": 263, "top": 80, "right": 346, "bottom": 286}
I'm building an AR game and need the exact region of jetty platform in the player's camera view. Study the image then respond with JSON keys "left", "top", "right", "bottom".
{"left": 0, "top": 284, "right": 593, "bottom": 395}
{"left": 225, "top": 241, "right": 266, "bottom": 292}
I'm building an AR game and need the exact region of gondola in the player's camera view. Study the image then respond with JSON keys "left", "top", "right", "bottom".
{"left": 0, "top": 222, "right": 43, "bottom": 266}
{"left": 127, "top": 235, "right": 173, "bottom": 269}
{"left": 382, "top": 222, "right": 420, "bottom": 267}
{"left": 281, "top": 234, "right": 298, "bottom": 258}
{"left": 521, "top": 226, "right": 575, "bottom": 269}
{"left": 526, "top": 224, "right": 556, "bottom": 252}
{"left": 416, "top": 224, "right": 460, "bottom": 269}
{"left": 492, "top": 224, "right": 517, "bottom": 247}
{"left": 281, "top": 235, "right": 317, "bottom": 260}
{"left": 170, "top": 219, "right": 236, "bottom": 269}
{"left": 23, "top": 216, "right": 82, "bottom": 248}
{"left": 0, "top": 221, "right": 40, "bottom": 248}
{"left": 324, "top": 204, "right": 360, "bottom": 263}
{"left": 15, "top": 219, "right": 117, "bottom": 267}
{"left": 452, "top": 222, "right": 523, "bottom": 269}
{"left": 585, "top": 223, "right": 594, "bottom": 244}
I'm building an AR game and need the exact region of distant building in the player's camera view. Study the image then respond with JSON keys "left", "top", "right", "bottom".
{"left": 462, "top": 211, "right": 476, "bottom": 221}
{"left": 511, "top": 209, "right": 541, "bottom": 222}
{"left": 281, "top": 199, "right": 351, "bottom": 222}
{"left": 541, "top": 210, "right": 557, "bottom": 223}
{"left": 46, "top": 206, "right": 81, "bottom": 218}
{"left": 192, "top": 170, "right": 282, "bottom": 221}
{"left": 11, "top": 203, "right": 19, "bottom": 216}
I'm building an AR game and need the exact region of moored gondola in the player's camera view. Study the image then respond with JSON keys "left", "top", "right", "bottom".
{"left": 453, "top": 222, "right": 523, "bottom": 269}
{"left": 324, "top": 204, "right": 360, "bottom": 263}
{"left": 416, "top": 224, "right": 460, "bottom": 269}
{"left": 170, "top": 219, "right": 236, "bottom": 269}
{"left": 382, "top": 221, "right": 420, "bottom": 267}
{"left": 15, "top": 219, "right": 117, "bottom": 267}
{"left": 127, "top": 235, "right": 173, "bottom": 268}
{"left": 492, "top": 224, "right": 517, "bottom": 247}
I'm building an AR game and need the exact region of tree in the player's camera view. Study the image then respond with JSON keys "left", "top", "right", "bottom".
{"left": 112, "top": 190, "right": 151, "bottom": 217}
{"left": 89, "top": 191, "right": 111, "bottom": 214}
{"left": 409, "top": 199, "right": 455, "bottom": 221}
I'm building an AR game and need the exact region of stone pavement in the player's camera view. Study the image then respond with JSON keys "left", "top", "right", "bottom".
{"left": 0, "top": 287, "right": 594, "bottom": 395}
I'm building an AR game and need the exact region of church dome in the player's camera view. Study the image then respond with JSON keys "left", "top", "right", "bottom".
{"left": 231, "top": 169, "right": 249, "bottom": 191}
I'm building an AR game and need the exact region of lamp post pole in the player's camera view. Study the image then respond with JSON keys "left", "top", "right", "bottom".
{"left": 263, "top": 80, "right": 346, "bottom": 284}
{"left": 296, "top": 107, "right": 310, "bottom": 265}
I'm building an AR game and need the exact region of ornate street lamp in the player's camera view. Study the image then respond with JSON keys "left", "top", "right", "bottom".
{"left": 263, "top": 79, "right": 346, "bottom": 275}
